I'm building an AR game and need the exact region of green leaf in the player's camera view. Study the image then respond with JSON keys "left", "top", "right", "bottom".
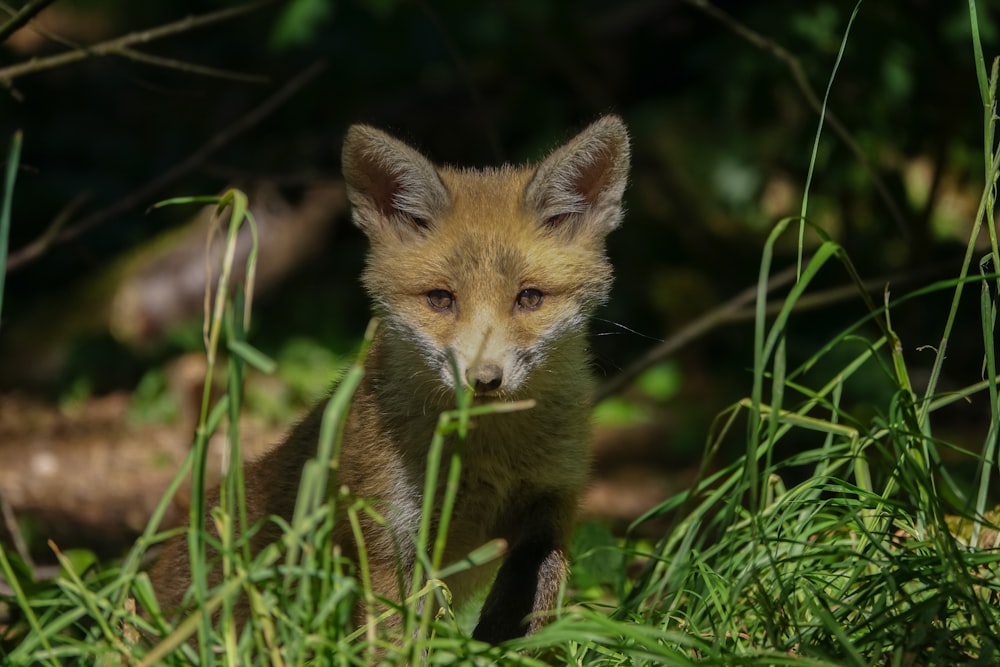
{"left": 228, "top": 338, "right": 277, "bottom": 374}
{"left": 58, "top": 549, "right": 98, "bottom": 580}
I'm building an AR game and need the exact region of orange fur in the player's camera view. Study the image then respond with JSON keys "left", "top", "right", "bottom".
{"left": 148, "top": 116, "right": 630, "bottom": 643}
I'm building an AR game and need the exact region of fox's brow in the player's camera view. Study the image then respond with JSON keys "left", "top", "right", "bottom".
{"left": 444, "top": 242, "right": 527, "bottom": 279}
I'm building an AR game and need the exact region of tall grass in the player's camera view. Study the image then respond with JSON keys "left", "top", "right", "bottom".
{"left": 3, "top": 4, "right": 1000, "bottom": 665}
{"left": 0, "top": 188, "right": 540, "bottom": 665}
{"left": 0, "top": 130, "right": 19, "bottom": 323}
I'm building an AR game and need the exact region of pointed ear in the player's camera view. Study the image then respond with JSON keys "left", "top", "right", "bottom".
{"left": 342, "top": 125, "right": 450, "bottom": 241}
{"left": 524, "top": 115, "right": 630, "bottom": 237}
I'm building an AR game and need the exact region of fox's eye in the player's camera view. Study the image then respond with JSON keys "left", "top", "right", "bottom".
{"left": 516, "top": 288, "right": 544, "bottom": 310}
{"left": 427, "top": 289, "right": 454, "bottom": 311}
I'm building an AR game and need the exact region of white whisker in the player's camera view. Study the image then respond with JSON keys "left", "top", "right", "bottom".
{"left": 591, "top": 318, "right": 661, "bottom": 342}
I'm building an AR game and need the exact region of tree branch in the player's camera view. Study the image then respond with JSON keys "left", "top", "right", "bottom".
{"left": 593, "top": 262, "right": 936, "bottom": 403}
{"left": 5, "top": 59, "right": 327, "bottom": 272}
{"left": 0, "top": 0, "right": 57, "bottom": 44}
{"left": 0, "top": 0, "right": 275, "bottom": 86}
{"left": 594, "top": 263, "right": 798, "bottom": 403}
{"left": 116, "top": 46, "right": 268, "bottom": 84}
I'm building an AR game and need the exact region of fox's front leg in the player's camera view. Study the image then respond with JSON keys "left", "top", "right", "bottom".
{"left": 472, "top": 498, "right": 573, "bottom": 644}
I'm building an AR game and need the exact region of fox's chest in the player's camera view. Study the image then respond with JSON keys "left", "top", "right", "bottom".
{"left": 366, "top": 400, "right": 590, "bottom": 606}
{"left": 442, "top": 407, "right": 590, "bottom": 523}
{"left": 376, "top": 396, "right": 591, "bottom": 542}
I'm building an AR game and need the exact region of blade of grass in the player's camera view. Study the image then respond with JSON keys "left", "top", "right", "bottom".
{"left": 796, "top": 1, "right": 863, "bottom": 276}
{"left": 0, "top": 546, "right": 58, "bottom": 667}
{"left": 0, "top": 131, "right": 21, "bottom": 323}
{"left": 973, "top": 258, "right": 999, "bottom": 548}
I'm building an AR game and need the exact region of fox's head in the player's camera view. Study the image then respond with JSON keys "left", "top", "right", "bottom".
{"left": 342, "top": 116, "right": 630, "bottom": 400}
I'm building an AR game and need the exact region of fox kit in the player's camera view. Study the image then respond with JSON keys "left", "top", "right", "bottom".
{"left": 149, "top": 116, "right": 630, "bottom": 643}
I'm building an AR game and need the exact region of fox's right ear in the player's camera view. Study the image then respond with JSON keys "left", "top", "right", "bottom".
{"left": 342, "top": 125, "right": 450, "bottom": 241}
{"left": 525, "top": 115, "right": 630, "bottom": 239}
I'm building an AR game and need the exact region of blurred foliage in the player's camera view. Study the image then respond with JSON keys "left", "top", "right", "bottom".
{"left": 0, "top": 0, "right": 996, "bottom": 449}
{"left": 126, "top": 368, "right": 179, "bottom": 425}
{"left": 271, "top": 0, "right": 335, "bottom": 50}
{"left": 570, "top": 520, "right": 627, "bottom": 593}
{"left": 593, "top": 396, "right": 649, "bottom": 428}
{"left": 594, "top": 361, "right": 679, "bottom": 426}
{"left": 245, "top": 336, "right": 351, "bottom": 423}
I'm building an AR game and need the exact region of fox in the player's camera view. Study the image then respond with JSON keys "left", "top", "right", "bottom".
{"left": 148, "top": 115, "right": 630, "bottom": 644}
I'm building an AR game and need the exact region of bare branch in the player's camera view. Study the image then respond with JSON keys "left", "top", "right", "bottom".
{"left": 3, "top": 191, "right": 86, "bottom": 271}
{"left": 5, "top": 59, "right": 328, "bottom": 272}
{"left": 0, "top": 0, "right": 57, "bottom": 44}
{"left": 116, "top": 47, "right": 268, "bottom": 84}
{"left": 593, "top": 262, "right": 940, "bottom": 404}
{"left": 0, "top": 0, "right": 275, "bottom": 85}
{"left": 594, "top": 264, "right": 798, "bottom": 403}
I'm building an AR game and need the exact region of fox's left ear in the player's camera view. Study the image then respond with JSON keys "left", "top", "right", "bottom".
{"left": 342, "top": 124, "right": 450, "bottom": 243}
{"left": 524, "top": 115, "right": 630, "bottom": 237}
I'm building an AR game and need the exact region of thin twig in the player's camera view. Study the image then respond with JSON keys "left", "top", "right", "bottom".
{"left": 0, "top": 0, "right": 275, "bottom": 85}
{"left": 116, "top": 47, "right": 268, "bottom": 84}
{"left": 1, "top": 12, "right": 266, "bottom": 85}
{"left": 683, "top": 0, "right": 910, "bottom": 240}
{"left": 595, "top": 264, "right": 799, "bottom": 403}
{"left": 0, "top": 0, "right": 56, "bottom": 44}
{"left": 4, "top": 190, "right": 87, "bottom": 269}
{"left": 0, "top": 0, "right": 74, "bottom": 49}
{"left": 5, "top": 59, "right": 327, "bottom": 272}
{"left": 593, "top": 263, "right": 936, "bottom": 403}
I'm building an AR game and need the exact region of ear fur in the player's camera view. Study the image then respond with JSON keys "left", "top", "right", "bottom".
{"left": 341, "top": 125, "right": 450, "bottom": 241}
{"left": 524, "top": 115, "right": 630, "bottom": 237}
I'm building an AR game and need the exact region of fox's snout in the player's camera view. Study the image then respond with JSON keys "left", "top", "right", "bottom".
{"left": 445, "top": 325, "right": 519, "bottom": 396}
{"left": 465, "top": 362, "right": 503, "bottom": 394}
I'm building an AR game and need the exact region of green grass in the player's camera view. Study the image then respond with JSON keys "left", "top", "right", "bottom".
{"left": 3, "top": 4, "right": 1000, "bottom": 664}
{"left": 0, "top": 130, "right": 20, "bottom": 323}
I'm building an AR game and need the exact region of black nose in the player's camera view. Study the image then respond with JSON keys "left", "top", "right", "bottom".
{"left": 467, "top": 364, "right": 503, "bottom": 393}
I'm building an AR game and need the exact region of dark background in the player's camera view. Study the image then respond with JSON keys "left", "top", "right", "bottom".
{"left": 0, "top": 0, "right": 996, "bottom": 557}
